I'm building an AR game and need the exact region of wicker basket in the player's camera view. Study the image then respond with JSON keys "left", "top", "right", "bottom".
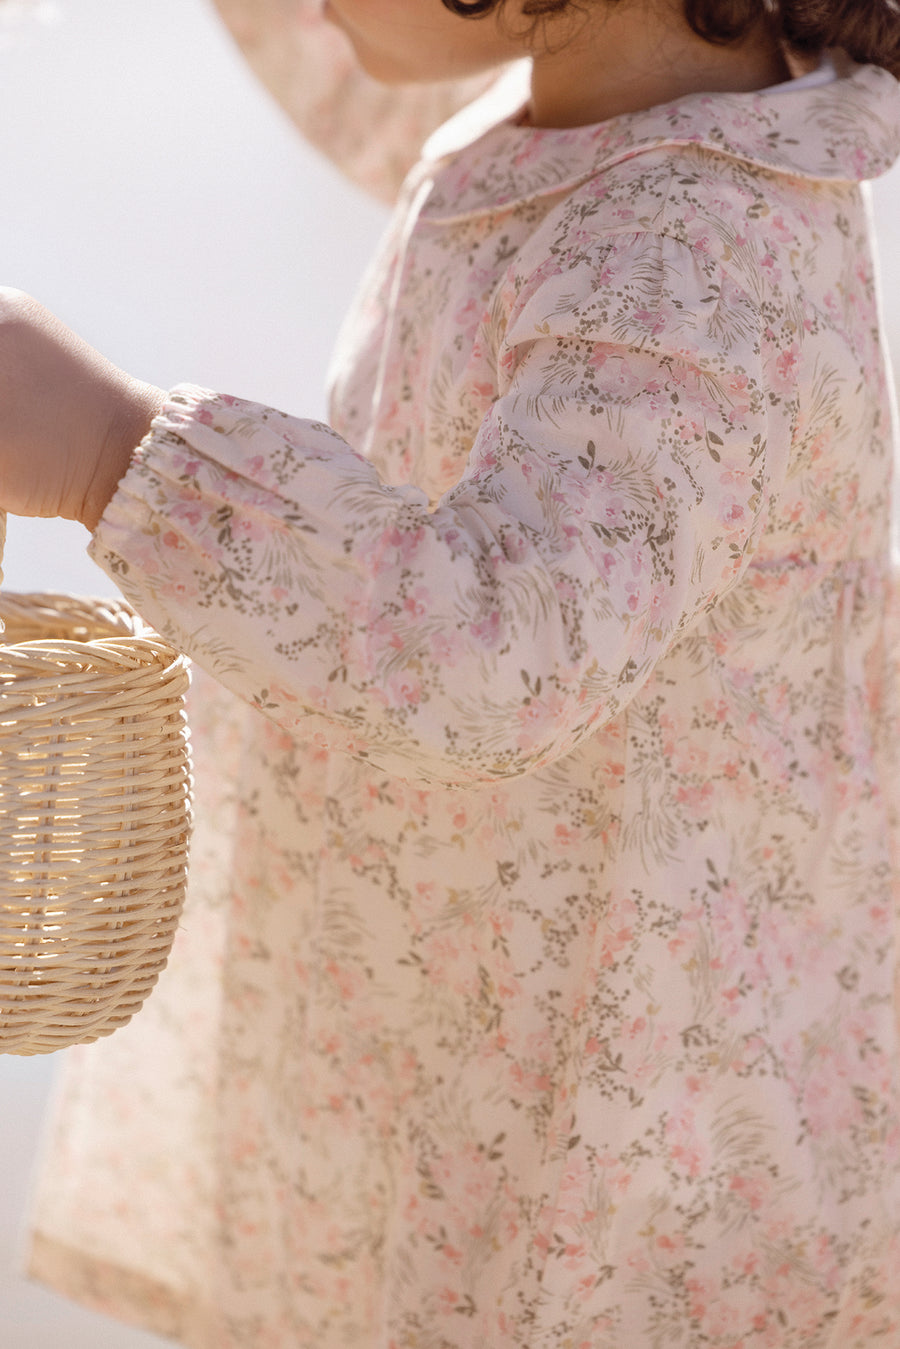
{"left": 0, "top": 517, "right": 192, "bottom": 1055}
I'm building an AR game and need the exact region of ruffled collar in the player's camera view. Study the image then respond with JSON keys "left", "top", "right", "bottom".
{"left": 418, "top": 56, "right": 900, "bottom": 221}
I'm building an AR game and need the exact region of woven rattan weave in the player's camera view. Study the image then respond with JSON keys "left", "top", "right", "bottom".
{"left": 0, "top": 518, "right": 192, "bottom": 1055}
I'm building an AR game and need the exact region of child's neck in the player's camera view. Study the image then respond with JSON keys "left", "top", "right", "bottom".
{"left": 527, "top": 5, "right": 794, "bottom": 128}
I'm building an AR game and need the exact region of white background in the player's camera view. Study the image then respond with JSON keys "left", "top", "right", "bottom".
{"left": 1, "top": 3, "right": 899, "bottom": 1345}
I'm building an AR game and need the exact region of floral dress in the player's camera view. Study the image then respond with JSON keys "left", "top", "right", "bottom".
{"left": 24, "top": 12, "right": 900, "bottom": 1347}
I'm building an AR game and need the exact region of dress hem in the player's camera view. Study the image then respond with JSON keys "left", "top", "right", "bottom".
{"left": 26, "top": 1231, "right": 190, "bottom": 1346}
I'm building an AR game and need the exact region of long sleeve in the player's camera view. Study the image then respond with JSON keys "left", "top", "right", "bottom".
{"left": 90, "top": 231, "right": 782, "bottom": 789}
{"left": 210, "top": 0, "right": 511, "bottom": 203}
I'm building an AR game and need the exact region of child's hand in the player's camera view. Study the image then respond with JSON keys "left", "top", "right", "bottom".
{"left": 0, "top": 288, "right": 165, "bottom": 532}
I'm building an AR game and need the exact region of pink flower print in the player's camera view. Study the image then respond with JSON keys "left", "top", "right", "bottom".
{"left": 593, "top": 486, "right": 626, "bottom": 529}
{"left": 170, "top": 499, "right": 205, "bottom": 531}
{"left": 703, "top": 1293, "right": 744, "bottom": 1340}
{"left": 590, "top": 350, "right": 645, "bottom": 398}
{"left": 303, "top": 684, "right": 331, "bottom": 714}
{"left": 267, "top": 682, "right": 299, "bottom": 708}
{"left": 604, "top": 1161, "right": 633, "bottom": 1198}
{"left": 231, "top": 513, "right": 267, "bottom": 543}
{"left": 626, "top": 1247, "right": 652, "bottom": 1276}
{"left": 428, "top": 625, "right": 465, "bottom": 667}
{"left": 624, "top": 579, "right": 644, "bottom": 613}
{"left": 499, "top": 528, "right": 531, "bottom": 564}
{"left": 402, "top": 585, "right": 431, "bottom": 619}
{"left": 802, "top": 1048, "right": 865, "bottom": 1138}
{"left": 488, "top": 787, "right": 510, "bottom": 820}
{"left": 375, "top": 524, "right": 426, "bottom": 569}
{"left": 173, "top": 454, "right": 202, "bottom": 480}
{"left": 243, "top": 453, "right": 266, "bottom": 480}
{"left": 633, "top": 307, "right": 672, "bottom": 336}
{"left": 638, "top": 379, "right": 670, "bottom": 418}
{"left": 159, "top": 576, "right": 197, "bottom": 602}
{"left": 597, "top": 890, "right": 637, "bottom": 968}
{"left": 784, "top": 495, "right": 805, "bottom": 524}
{"left": 600, "top": 756, "right": 626, "bottom": 787}
{"left": 665, "top": 1101, "right": 708, "bottom": 1178}
{"left": 497, "top": 344, "right": 521, "bottom": 381}
{"left": 770, "top": 339, "right": 800, "bottom": 394}
{"left": 670, "top": 361, "right": 704, "bottom": 395}
{"left": 555, "top": 1151, "right": 597, "bottom": 1207}
{"left": 324, "top": 958, "right": 364, "bottom": 1003}
{"left": 723, "top": 370, "right": 752, "bottom": 424}
{"left": 598, "top": 920, "right": 634, "bottom": 968}
{"left": 553, "top": 575, "right": 578, "bottom": 604}
{"left": 509, "top": 1058, "right": 553, "bottom": 1100}
{"left": 409, "top": 881, "right": 439, "bottom": 935}
{"left": 436, "top": 1141, "right": 500, "bottom": 1212}
{"left": 438, "top": 1241, "right": 464, "bottom": 1267}
{"left": 667, "top": 931, "right": 689, "bottom": 958}
{"left": 851, "top": 143, "right": 872, "bottom": 179}
{"left": 729, "top": 1172, "right": 771, "bottom": 1214}
{"left": 770, "top": 213, "right": 795, "bottom": 245}
{"left": 552, "top": 821, "right": 582, "bottom": 850}
{"left": 421, "top": 931, "right": 472, "bottom": 992}
{"left": 776, "top": 342, "right": 798, "bottom": 379}
{"left": 718, "top": 493, "right": 748, "bottom": 531}
{"left": 453, "top": 296, "right": 482, "bottom": 345}
{"left": 593, "top": 547, "right": 617, "bottom": 581}
{"left": 438, "top": 1286, "right": 462, "bottom": 1315}
{"left": 674, "top": 780, "right": 714, "bottom": 818}
{"left": 721, "top": 984, "right": 743, "bottom": 1016}
{"left": 670, "top": 740, "right": 709, "bottom": 777}
{"left": 515, "top": 690, "right": 567, "bottom": 752}
{"left": 655, "top": 1230, "right": 687, "bottom": 1266}
{"left": 386, "top": 669, "right": 422, "bottom": 707}
{"left": 676, "top": 416, "right": 703, "bottom": 442}
{"left": 470, "top": 609, "right": 501, "bottom": 648}
{"left": 518, "top": 254, "right": 565, "bottom": 303}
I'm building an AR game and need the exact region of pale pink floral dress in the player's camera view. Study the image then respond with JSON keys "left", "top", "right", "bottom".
{"left": 24, "top": 7, "right": 900, "bottom": 1346}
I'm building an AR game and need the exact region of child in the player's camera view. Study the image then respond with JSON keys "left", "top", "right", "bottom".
{"left": 13, "top": 0, "right": 900, "bottom": 1344}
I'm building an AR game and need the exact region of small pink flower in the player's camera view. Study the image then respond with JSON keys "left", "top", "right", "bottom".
{"left": 515, "top": 690, "right": 567, "bottom": 752}
{"left": 403, "top": 586, "right": 431, "bottom": 619}
{"left": 386, "top": 671, "right": 422, "bottom": 708}
{"left": 470, "top": 610, "right": 501, "bottom": 647}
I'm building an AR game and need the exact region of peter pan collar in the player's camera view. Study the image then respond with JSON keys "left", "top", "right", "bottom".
{"left": 418, "top": 56, "right": 900, "bottom": 222}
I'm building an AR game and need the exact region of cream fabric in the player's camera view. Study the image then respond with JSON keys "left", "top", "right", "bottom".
{"left": 24, "top": 24, "right": 900, "bottom": 1349}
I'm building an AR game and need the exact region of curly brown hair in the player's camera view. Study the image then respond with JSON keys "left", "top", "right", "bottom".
{"left": 439, "top": 0, "right": 900, "bottom": 76}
